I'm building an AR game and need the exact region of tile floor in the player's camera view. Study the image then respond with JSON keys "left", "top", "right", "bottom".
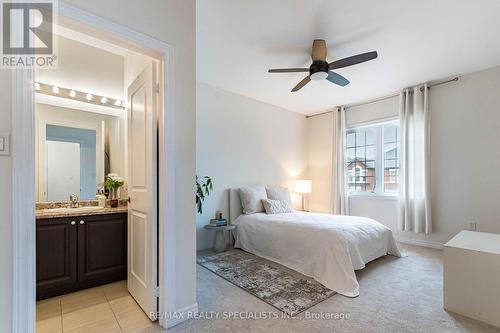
{"left": 36, "top": 280, "right": 160, "bottom": 333}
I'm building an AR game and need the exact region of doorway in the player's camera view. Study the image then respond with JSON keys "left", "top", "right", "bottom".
{"left": 34, "top": 22, "right": 160, "bottom": 333}
{"left": 11, "top": 3, "right": 177, "bottom": 332}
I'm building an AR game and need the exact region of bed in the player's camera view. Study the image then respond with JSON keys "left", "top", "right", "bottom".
{"left": 229, "top": 188, "right": 406, "bottom": 297}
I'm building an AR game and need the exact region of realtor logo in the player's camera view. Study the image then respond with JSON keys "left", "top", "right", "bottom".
{"left": 1, "top": 0, "right": 57, "bottom": 68}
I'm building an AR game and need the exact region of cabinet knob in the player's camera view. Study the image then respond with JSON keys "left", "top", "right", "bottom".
{"left": 71, "top": 221, "right": 76, "bottom": 225}
{"left": 79, "top": 220, "right": 85, "bottom": 225}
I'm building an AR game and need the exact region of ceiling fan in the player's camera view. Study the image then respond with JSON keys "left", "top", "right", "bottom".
{"left": 268, "top": 39, "right": 378, "bottom": 92}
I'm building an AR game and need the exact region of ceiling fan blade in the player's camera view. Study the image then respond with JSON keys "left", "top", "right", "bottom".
{"left": 312, "top": 39, "right": 327, "bottom": 61}
{"left": 329, "top": 51, "right": 378, "bottom": 70}
{"left": 291, "top": 76, "right": 311, "bottom": 92}
{"left": 326, "top": 71, "right": 350, "bottom": 87}
{"left": 268, "top": 68, "right": 309, "bottom": 73}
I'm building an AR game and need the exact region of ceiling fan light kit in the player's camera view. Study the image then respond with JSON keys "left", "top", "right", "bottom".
{"left": 268, "top": 39, "right": 378, "bottom": 92}
{"left": 310, "top": 61, "right": 330, "bottom": 80}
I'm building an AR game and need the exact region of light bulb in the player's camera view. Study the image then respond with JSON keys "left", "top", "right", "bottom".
{"left": 34, "top": 82, "right": 41, "bottom": 91}
{"left": 52, "top": 86, "right": 59, "bottom": 94}
{"left": 100, "top": 97, "right": 108, "bottom": 104}
{"left": 86, "top": 93, "right": 93, "bottom": 101}
{"left": 69, "top": 90, "right": 76, "bottom": 98}
{"left": 114, "top": 99, "right": 122, "bottom": 106}
{"left": 310, "top": 72, "right": 328, "bottom": 81}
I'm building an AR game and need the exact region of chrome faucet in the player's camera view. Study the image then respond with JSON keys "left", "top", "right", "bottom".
{"left": 69, "top": 194, "right": 79, "bottom": 208}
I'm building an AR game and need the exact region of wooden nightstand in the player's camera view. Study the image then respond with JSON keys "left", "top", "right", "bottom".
{"left": 204, "top": 224, "right": 236, "bottom": 253}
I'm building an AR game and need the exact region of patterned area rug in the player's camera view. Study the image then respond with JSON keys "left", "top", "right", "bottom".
{"left": 197, "top": 250, "right": 335, "bottom": 316}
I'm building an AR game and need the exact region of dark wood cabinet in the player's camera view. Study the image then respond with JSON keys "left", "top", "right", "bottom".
{"left": 36, "top": 213, "right": 127, "bottom": 300}
{"left": 36, "top": 217, "right": 78, "bottom": 299}
{"left": 78, "top": 214, "right": 127, "bottom": 287}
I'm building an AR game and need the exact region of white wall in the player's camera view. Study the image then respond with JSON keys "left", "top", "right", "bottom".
{"left": 36, "top": 36, "right": 124, "bottom": 100}
{"left": 309, "top": 65, "right": 500, "bottom": 248}
{"left": 196, "top": 82, "right": 308, "bottom": 250}
{"left": 0, "top": 70, "right": 12, "bottom": 333}
{"left": 0, "top": 1, "right": 196, "bottom": 331}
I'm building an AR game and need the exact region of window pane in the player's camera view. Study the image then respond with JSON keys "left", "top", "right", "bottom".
{"left": 346, "top": 133, "right": 356, "bottom": 148}
{"left": 366, "top": 130, "right": 375, "bottom": 145}
{"left": 384, "top": 143, "right": 397, "bottom": 159}
{"left": 346, "top": 126, "right": 377, "bottom": 193}
{"left": 366, "top": 146, "right": 376, "bottom": 160}
{"left": 383, "top": 124, "right": 400, "bottom": 192}
{"left": 355, "top": 147, "right": 366, "bottom": 160}
{"left": 356, "top": 131, "right": 366, "bottom": 146}
{"left": 383, "top": 125, "right": 397, "bottom": 143}
{"left": 346, "top": 148, "right": 355, "bottom": 161}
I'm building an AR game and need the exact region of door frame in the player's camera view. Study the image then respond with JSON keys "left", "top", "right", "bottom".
{"left": 11, "top": 2, "right": 178, "bottom": 332}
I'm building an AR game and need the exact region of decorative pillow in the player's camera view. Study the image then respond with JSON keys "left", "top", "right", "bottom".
{"left": 239, "top": 186, "right": 267, "bottom": 214}
{"left": 262, "top": 199, "right": 293, "bottom": 214}
{"left": 266, "top": 187, "right": 293, "bottom": 207}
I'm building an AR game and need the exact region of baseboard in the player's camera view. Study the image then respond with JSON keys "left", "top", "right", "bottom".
{"left": 397, "top": 237, "right": 444, "bottom": 250}
{"left": 163, "top": 303, "right": 199, "bottom": 328}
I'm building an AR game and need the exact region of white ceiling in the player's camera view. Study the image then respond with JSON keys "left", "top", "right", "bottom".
{"left": 197, "top": 0, "right": 500, "bottom": 114}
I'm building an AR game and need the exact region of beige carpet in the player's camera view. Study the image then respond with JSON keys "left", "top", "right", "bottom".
{"left": 171, "top": 245, "right": 500, "bottom": 333}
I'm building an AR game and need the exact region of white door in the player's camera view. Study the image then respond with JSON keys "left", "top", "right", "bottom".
{"left": 46, "top": 140, "right": 80, "bottom": 201}
{"left": 127, "top": 62, "right": 158, "bottom": 320}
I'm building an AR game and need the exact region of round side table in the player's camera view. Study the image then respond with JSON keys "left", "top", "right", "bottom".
{"left": 204, "top": 224, "right": 236, "bottom": 253}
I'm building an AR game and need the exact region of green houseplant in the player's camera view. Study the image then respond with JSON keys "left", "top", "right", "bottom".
{"left": 104, "top": 173, "right": 125, "bottom": 207}
{"left": 196, "top": 176, "right": 213, "bottom": 214}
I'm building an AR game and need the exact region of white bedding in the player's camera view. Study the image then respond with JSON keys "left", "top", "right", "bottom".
{"left": 233, "top": 211, "right": 406, "bottom": 297}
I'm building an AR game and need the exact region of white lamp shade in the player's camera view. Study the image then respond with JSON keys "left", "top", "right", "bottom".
{"left": 295, "top": 179, "right": 312, "bottom": 194}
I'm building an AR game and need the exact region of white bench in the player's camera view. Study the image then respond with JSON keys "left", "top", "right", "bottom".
{"left": 444, "top": 230, "right": 500, "bottom": 328}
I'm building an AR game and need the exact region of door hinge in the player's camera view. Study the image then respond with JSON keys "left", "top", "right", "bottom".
{"left": 153, "top": 286, "right": 160, "bottom": 297}
{"left": 154, "top": 83, "right": 160, "bottom": 94}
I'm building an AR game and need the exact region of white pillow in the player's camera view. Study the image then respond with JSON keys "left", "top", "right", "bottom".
{"left": 262, "top": 199, "right": 293, "bottom": 214}
{"left": 266, "top": 187, "right": 292, "bottom": 207}
{"left": 239, "top": 186, "right": 267, "bottom": 214}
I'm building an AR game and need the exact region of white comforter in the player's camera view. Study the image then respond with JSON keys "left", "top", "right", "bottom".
{"left": 233, "top": 211, "right": 406, "bottom": 297}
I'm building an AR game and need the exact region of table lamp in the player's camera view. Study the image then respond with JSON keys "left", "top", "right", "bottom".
{"left": 295, "top": 179, "right": 312, "bottom": 211}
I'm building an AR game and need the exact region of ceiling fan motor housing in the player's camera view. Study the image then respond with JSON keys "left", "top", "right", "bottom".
{"left": 310, "top": 61, "right": 330, "bottom": 80}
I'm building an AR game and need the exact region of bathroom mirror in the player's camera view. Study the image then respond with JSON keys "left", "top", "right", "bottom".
{"left": 35, "top": 103, "right": 124, "bottom": 202}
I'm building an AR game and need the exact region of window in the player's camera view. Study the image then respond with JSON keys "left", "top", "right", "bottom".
{"left": 383, "top": 124, "right": 400, "bottom": 193}
{"left": 346, "top": 127, "right": 376, "bottom": 192}
{"left": 346, "top": 121, "right": 400, "bottom": 194}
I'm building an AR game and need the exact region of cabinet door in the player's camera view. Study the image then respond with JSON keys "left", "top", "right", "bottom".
{"left": 36, "top": 218, "right": 78, "bottom": 300}
{"left": 78, "top": 213, "right": 127, "bottom": 287}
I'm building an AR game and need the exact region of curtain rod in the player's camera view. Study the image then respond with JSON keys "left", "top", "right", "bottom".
{"left": 305, "top": 76, "right": 459, "bottom": 119}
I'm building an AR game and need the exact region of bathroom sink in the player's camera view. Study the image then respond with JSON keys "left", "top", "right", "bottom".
{"left": 43, "top": 206, "right": 105, "bottom": 213}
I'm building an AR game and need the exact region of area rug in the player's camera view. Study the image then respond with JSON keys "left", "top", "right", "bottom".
{"left": 197, "top": 249, "right": 335, "bottom": 316}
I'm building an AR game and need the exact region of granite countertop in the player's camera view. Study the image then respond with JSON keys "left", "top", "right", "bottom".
{"left": 36, "top": 206, "right": 128, "bottom": 220}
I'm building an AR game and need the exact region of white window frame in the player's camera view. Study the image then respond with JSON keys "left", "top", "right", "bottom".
{"left": 346, "top": 118, "right": 399, "bottom": 198}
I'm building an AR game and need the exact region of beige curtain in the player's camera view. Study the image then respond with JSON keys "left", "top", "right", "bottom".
{"left": 331, "top": 106, "right": 348, "bottom": 215}
{"left": 399, "top": 84, "right": 432, "bottom": 233}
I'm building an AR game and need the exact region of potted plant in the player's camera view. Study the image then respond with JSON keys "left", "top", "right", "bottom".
{"left": 196, "top": 176, "right": 213, "bottom": 214}
{"left": 104, "top": 173, "right": 125, "bottom": 208}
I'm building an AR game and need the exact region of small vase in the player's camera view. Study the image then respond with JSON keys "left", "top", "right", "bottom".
{"left": 109, "top": 188, "right": 119, "bottom": 208}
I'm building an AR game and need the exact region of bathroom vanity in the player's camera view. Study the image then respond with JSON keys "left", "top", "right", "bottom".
{"left": 36, "top": 206, "right": 128, "bottom": 300}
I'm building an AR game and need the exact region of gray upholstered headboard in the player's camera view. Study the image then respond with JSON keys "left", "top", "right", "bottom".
{"left": 228, "top": 188, "right": 242, "bottom": 224}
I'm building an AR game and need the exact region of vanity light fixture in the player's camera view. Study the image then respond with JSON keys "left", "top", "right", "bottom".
{"left": 33, "top": 82, "right": 125, "bottom": 110}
